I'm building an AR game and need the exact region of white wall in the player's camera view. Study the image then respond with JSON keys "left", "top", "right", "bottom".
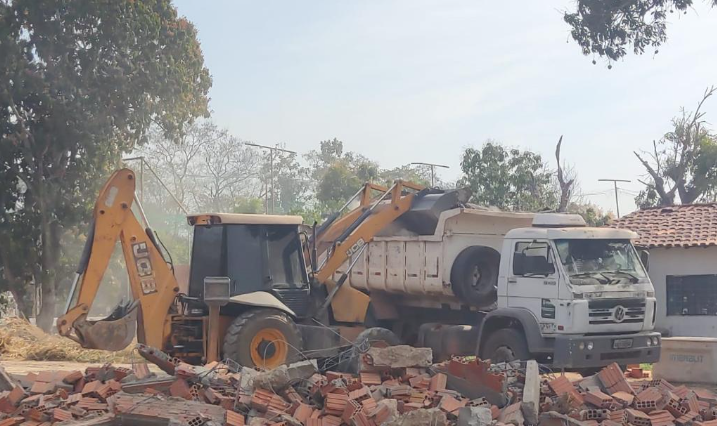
{"left": 649, "top": 247, "right": 717, "bottom": 337}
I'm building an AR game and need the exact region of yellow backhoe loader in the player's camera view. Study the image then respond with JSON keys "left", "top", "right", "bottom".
{"left": 57, "top": 168, "right": 463, "bottom": 369}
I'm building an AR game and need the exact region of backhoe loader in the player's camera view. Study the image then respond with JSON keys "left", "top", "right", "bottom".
{"left": 57, "top": 168, "right": 462, "bottom": 368}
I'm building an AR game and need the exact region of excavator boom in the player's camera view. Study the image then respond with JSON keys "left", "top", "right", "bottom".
{"left": 57, "top": 169, "right": 178, "bottom": 351}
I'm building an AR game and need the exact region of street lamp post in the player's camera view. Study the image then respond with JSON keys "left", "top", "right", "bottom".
{"left": 598, "top": 178, "right": 631, "bottom": 218}
{"left": 410, "top": 162, "right": 449, "bottom": 187}
{"left": 245, "top": 143, "right": 297, "bottom": 214}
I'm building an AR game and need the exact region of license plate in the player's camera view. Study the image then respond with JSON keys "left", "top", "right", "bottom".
{"left": 613, "top": 338, "right": 633, "bottom": 349}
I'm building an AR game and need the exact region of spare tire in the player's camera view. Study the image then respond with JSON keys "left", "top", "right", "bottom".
{"left": 451, "top": 246, "right": 500, "bottom": 306}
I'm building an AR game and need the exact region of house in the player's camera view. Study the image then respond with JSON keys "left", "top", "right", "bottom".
{"left": 612, "top": 204, "right": 717, "bottom": 337}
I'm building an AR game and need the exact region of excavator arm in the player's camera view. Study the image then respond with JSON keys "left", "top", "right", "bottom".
{"left": 57, "top": 169, "right": 179, "bottom": 351}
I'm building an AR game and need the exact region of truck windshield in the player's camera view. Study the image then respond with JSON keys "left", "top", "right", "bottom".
{"left": 554, "top": 239, "right": 647, "bottom": 285}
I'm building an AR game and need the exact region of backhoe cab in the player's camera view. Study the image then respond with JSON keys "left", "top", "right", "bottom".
{"left": 58, "top": 168, "right": 464, "bottom": 369}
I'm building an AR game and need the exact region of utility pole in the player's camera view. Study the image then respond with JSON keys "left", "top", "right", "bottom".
{"left": 246, "top": 143, "right": 297, "bottom": 214}
{"left": 598, "top": 178, "right": 631, "bottom": 218}
{"left": 410, "top": 162, "right": 449, "bottom": 187}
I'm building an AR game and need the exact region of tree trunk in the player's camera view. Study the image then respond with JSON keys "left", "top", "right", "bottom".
{"left": 34, "top": 177, "right": 59, "bottom": 332}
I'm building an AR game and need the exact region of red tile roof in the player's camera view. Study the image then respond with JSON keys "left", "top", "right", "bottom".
{"left": 611, "top": 204, "right": 717, "bottom": 248}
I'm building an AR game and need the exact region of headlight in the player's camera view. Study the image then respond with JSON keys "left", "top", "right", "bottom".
{"left": 586, "top": 341, "right": 594, "bottom": 351}
{"left": 646, "top": 339, "right": 652, "bottom": 347}
{"left": 652, "top": 337, "right": 659, "bottom": 345}
{"left": 578, "top": 342, "right": 585, "bottom": 350}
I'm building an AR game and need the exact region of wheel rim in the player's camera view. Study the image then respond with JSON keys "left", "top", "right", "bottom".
{"left": 470, "top": 265, "right": 482, "bottom": 289}
{"left": 250, "top": 328, "right": 289, "bottom": 368}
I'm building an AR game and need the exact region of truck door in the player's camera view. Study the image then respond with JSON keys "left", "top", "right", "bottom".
{"left": 508, "top": 240, "right": 559, "bottom": 330}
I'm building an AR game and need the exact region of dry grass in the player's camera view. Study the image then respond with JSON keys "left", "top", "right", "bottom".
{"left": 0, "top": 317, "right": 135, "bottom": 363}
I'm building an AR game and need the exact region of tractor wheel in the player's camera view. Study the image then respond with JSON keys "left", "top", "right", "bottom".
{"left": 223, "top": 309, "right": 303, "bottom": 369}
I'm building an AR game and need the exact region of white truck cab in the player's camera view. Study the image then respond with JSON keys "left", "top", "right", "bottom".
{"left": 494, "top": 213, "right": 660, "bottom": 367}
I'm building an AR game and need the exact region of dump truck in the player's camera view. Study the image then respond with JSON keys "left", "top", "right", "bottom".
{"left": 337, "top": 206, "right": 662, "bottom": 368}
{"left": 58, "top": 168, "right": 660, "bottom": 370}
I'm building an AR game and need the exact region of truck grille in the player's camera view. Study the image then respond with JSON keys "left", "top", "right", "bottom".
{"left": 588, "top": 298, "right": 645, "bottom": 325}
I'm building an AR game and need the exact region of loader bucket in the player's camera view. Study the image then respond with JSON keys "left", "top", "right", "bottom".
{"left": 73, "top": 302, "right": 138, "bottom": 351}
{"left": 397, "top": 188, "right": 472, "bottom": 235}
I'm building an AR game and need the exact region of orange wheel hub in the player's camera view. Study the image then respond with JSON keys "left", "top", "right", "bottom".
{"left": 250, "top": 328, "right": 289, "bottom": 369}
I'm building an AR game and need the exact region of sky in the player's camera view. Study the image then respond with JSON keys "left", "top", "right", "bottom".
{"left": 172, "top": 1, "right": 717, "bottom": 216}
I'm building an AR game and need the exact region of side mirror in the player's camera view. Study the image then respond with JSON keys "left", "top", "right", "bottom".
{"left": 204, "top": 276, "right": 231, "bottom": 306}
{"left": 639, "top": 250, "right": 650, "bottom": 272}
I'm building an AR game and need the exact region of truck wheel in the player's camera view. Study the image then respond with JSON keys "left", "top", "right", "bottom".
{"left": 451, "top": 246, "right": 499, "bottom": 306}
{"left": 481, "top": 328, "right": 530, "bottom": 363}
{"left": 346, "top": 327, "right": 400, "bottom": 373}
{"left": 223, "top": 309, "right": 303, "bottom": 369}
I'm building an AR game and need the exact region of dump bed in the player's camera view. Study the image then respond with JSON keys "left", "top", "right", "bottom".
{"left": 333, "top": 207, "right": 534, "bottom": 305}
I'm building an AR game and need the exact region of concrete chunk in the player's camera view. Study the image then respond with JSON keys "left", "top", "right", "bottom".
{"left": 458, "top": 406, "right": 492, "bottom": 426}
{"left": 384, "top": 408, "right": 447, "bottom": 426}
{"left": 252, "top": 360, "right": 317, "bottom": 391}
{"left": 365, "top": 345, "right": 433, "bottom": 368}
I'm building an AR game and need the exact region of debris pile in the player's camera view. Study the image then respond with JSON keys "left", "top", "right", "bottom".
{"left": 0, "top": 318, "right": 133, "bottom": 363}
{"left": 0, "top": 344, "right": 715, "bottom": 425}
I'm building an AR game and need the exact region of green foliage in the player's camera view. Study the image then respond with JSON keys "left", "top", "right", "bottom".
{"left": 0, "top": 0, "right": 210, "bottom": 329}
{"left": 565, "top": 0, "right": 717, "bottom": 62}
{"left": 459, "top": 141, "right": 557, "bottom": 211}
{"left": 233, "top": 198, "right": 265, "bottom": 214}
{"left": 635, "top": 88, "right": 717, "bottom": 207}
{"left": 567, "top": 202, "right": 613, "bottom": 227}
{"left": 306, "top": 139, "right": 380, "bottom": 207}
{"left": 380, "top": 165, "right": 432, "bottom": 188}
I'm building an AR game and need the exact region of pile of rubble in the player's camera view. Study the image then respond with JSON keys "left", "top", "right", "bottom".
{"left": 0, "top": 344, "right": 715, "bottom": 426}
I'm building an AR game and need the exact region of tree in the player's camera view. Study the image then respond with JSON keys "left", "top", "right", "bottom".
{"left": 305, "top": 139, "right": 379, "bottom": 210}
{"left": 635, "top": 87, "right": 717, "bottom": 208}
{"left": 381, "top": 164, "right": 433, "bottom": 188}
{"left": 565, "top": 0, "right": 717, "bottom": 62}
{"left": 0, "top": 0, "right": 211, "bottom": 330}
{"left": 568, "top": 202, "right": 613, "bottom": 227}
{"left": 458, "top": 141, "right": 557, "bottom": 211}
{"left": 555, "top": 136, "right": 577, "bottom": 212}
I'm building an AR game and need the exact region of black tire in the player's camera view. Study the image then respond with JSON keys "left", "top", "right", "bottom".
{"left": 345, "top": 327, "right": 401, "bottom": 373}
{"left": 222, "top": 309, "right": 303, "bottom": 369}
{"left": 481, "top": 328, "right": 530, "bottom": 363}
{"left": 451, "top": 246, "right": 500, "bottom": 306}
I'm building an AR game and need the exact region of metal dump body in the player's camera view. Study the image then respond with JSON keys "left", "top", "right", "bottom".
{"left": 333, "top": 207, "right": 534, "bottom": 302}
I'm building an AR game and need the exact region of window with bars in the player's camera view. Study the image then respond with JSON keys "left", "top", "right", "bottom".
{"left": 666, "top": 274, "right": 717, "bottom": 316}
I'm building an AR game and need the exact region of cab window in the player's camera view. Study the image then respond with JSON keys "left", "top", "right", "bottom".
{"left": 513, "top": 241, "right": 555, "bottom": 276}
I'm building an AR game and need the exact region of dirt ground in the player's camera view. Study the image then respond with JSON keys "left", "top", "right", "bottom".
{"left": 0, "top": 360, "right": 164, "bottom": 375}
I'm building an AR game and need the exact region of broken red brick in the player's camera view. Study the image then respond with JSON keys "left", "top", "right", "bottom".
{"left": 549, "top": 375, "right": 584, "bottom": 406}
{"left": 438, "top": 394, "right": 465, "bottom": 415}
{"left": 226, "top": 410, "right": 245, "bottom": 426}
{"left": 52, "top": 408, "right": 73, "bottom": 422}
{"left": 132, "top": 362, "right": 151, "bottom": 380}
{"left": 168, "top": 378, "right": 192, "bottom": 400}
{"left": 429, "top": 373, "right": 447, "bottom": 392}
{"left": 8, "top": 386, "right": 26, "bottom": 406}
{"left": 585, "top": 390, "right": 613, "bottom": 408}
{"left": 649, "top": 410, "right": 676, "bottom": 426}
{"left": 598, "top": 363, "right": 634, "bottom": 395}
{"left": 625, "top": 408, "right": 651, "bottom": 426}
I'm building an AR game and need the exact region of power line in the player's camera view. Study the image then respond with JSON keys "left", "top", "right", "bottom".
{"left": 598, "top": 178, "right": 631, "bottom": 218}
{"left": 245, "top": 143, "right": 297, "bottom": 214}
